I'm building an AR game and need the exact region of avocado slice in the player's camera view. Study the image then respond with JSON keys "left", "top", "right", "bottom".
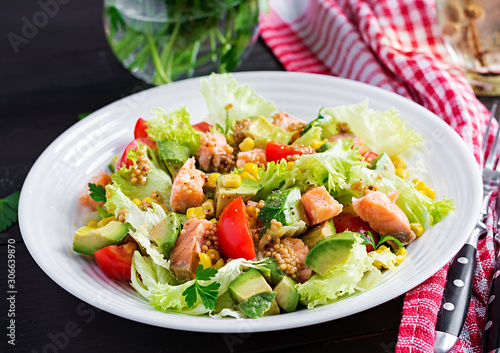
{"left": 258, "top": 187, "right": 308, "bottom": 227}
{"left": 256, "top": 259, "right": 284, "bottom": 286}
{"left": 238, "top": 292, "right": 278, "bottom": 318}
{"left": 157, "top": 140, "right": 191, "bottom": 177}
{"left": 369, "top": 153, "right": 395, "bottom": 174}
{"left": 304, "top": 231, "right": 357, "bottom": 277}
{"left": 274, "top": 275, "right": 299, "bottom": 312}
{"left": 108, "top": 155, "right": 118, "bottom": 173}
{"left": 215, "top": 178, "right": 261, "bottom": 217}
{"left": 241, "top": 116, "right": 274, "bottom": 140}
{"left": 228, "top": 268, "right": 273, "bottom": 303}
{"left": 150, "top": 212, "right": 181, "bottom": 258}
{"left": 301, "top": 219, "right": 336, "bottom": 248}
{"left": 73, "top": 221, "right": 130, "bottom": 256}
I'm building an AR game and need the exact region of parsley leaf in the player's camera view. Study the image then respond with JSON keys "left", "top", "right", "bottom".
{"left": 359, "top": 231, "right": 376, "bottom": 249}
{"left": 77, "top": 112, "right": 92, "bottom": 120}
{"left": 376, "top": 235, "right": 404, "bottom": 249}
{"left": 0, "top": 191, "right": 21, "bottom": 233}
{"left": 88, "top": 183, "right": 107, "bottom": 202}
{"left": 182, "top": 265, "right": 221, "bottom": 310}
{"left": 300, "top": 108, "right": 325, "bottom": 136}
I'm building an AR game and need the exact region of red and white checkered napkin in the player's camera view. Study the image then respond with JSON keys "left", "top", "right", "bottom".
{"left": 259, "top": 0, "right": 497, "bottom": 351}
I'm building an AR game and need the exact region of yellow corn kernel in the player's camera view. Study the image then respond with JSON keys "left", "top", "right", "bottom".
{"left": 154, "top": 202, "right": 169, "bottom": 213}
{"left": 240, "top": 171, "right": 258, "bottom": 183}
{"left": 210, "top": 218, "right": 218, "bottom": 224}
{"left": 199, "top": 252, "right": 212, "bottom": 269}
{"left": 206, "top": 249, "right": 220, "bottom": 261}
{"left": 413, "top": 179, "right": 435, "bottom": 199}
{"left": 207, "top": 173, "right": 220, "bottom": 188}
{"left": 87, "top": 219, "right": 99, "bottom": 228}
{"left": 373, "top": 260, "right": 384, "bottom": 270}
{"left": 144, "top": 197, "right": 154, "bottom": 205}
{"left": 391, "top": 156, "right": 406, "bottom": 169}
{"left": 131, "top": 198, "right": 142, "bottom": 206}
{"left": 423, "top": 186, "right": 435, "bottom": 199}
{"left": 213, "top": 258, "right": 224, "bottom": 270}
{"left": 97, "top": 216, "right": 115, "bottom": 228}
{"left": 220, "top": 174, "right": 241, "bottom": 188}
{"left": 376, "top": 245, "right": 389, "bottom": 254}
{"left": 201, "top": 199, "right": 215, "bottom": 217}
{"left": 395, "top": 168, "right": 409, "bottom": 180}
{"left": 310, "top": 139, "right": 326, "bottom": 150}
{"left": 239, "top": 137, "right": 255, "bottom": 152}
{"left": 410, "top": 222, "right": 424, "bottom": 237}
{"left": 287, "top": 161, "right": 295, "bottom": 170}
{"left": 394, "top": 247, "right": 407, "bottom": 266}
{"left": 247, "top": 206, "right": 259, "bottom": 218}
{"left": 186, "top": 207, "right": 205, "bottom": 219}
{"left": 243, "top": 163, "right": 259, "bottom": 179}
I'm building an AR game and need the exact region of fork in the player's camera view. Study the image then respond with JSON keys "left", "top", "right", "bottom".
{"left": 434, "top": 103, "right": 499, "bottom": 353}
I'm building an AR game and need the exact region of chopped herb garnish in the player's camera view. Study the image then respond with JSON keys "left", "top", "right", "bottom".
{"left": 182, "top": 265, "right": 220, "bottom": 310}
{"left": 88, "top": 183, "right": 107, "bottom": 203}
{"left": 78, "top": 112, "right": 92, "bottom": 120}
{"left": 359, "top": 231, "right": 404, "bottom": 250}
{"left": 0, "top": 191, "right": 20, "bottom": 233}
{"left": 300, "top": 108, "right": 325, "bottom": 136}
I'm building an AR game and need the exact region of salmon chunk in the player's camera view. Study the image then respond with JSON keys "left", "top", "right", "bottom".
{"left": 352, "top": 190, "right": 415, "bottom": 245}
{"left": 301, "top": 186, "right": 343, "bottom": 225}
{"left": 78, "top": 170, "right": 111, "bottom": 211}
{"left": 272, "top": 112, "right": 306, "bottom": 132}
{"left": 197, "top": 132, "right": 235, "bottom": 173}
{"left": 281, "top": 238, "right": 312, "bottom": 283}
{"left": 170, "top": 219, "right": 215, "bottom": 281}
{"left": 169, "top": 157, "right": 206, "bottom": 213}
{"left": 236, "top": 148, "right": 267, "bottom": 168}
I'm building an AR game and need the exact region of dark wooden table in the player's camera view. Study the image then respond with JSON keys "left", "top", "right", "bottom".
{"left": 1, "top": 1, "right": 498, "bottom": 353}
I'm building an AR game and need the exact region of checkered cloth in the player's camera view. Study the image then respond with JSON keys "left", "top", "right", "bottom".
{"left": 259, "top": 0, "right": 497, "bottom": 351}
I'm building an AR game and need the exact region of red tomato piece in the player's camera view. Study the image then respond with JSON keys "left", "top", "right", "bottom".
{"left": 218, "top": 197, "right": 256, "bottom": 260}
{"left": 115, "top": 138, "right": 156, "bottom": 172}
{"left": 332, "top": 213, "right": 380, "bottom": 252}
{"left": 362, "top": 150, "right": 378, "bottom": 162}
{"left": 94, "top": 242, "right": 138, "bottom": 281}
{"left": 192, "top": 121, "right": 213, "bottom": 133}
{"left": 134, "top": 118, "right": 149, "bottom": 139}
{"left": 265, "top": 142, "right": 313, "bottom": 163}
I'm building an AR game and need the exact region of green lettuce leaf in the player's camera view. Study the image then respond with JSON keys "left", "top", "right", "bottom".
{"left": 322, "top": 99, "right": 422, "bottom": 156}
{"left": 286, "top": 139, "right": 366, "bottom": 194}
{"left": 292, "top": 125, "right": 322, "bottom": 146}
{"left": 347, "top": 166, "right": 454, "bottom": 228}
{"left": 110, "top": 146, "right": 171, "bottom": 208}
{"left": 251, "top": 160, "right": 290, "bottom": 201}
{"left": 200, "top": 73, "right": 276, "bottom": 129}
{"left": 146, "top": 106, "right": 201, "bottom": 155}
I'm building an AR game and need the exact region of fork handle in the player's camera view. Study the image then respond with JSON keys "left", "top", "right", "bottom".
{"left": 434, "top": 243, "right": 476, "bottom": 352}
{"left": 483, "top": 255, "right": 500, "bottom": 353}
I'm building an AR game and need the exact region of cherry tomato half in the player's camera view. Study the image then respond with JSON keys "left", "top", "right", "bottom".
{"left": 94, "top": 242, "right": 138, "bottom": 281}
{"left": 192, "top": 121, "right": 213, "bottom": 133}
{"left": 134, "top": 118, "right": 149, "bottom": 139}
{"left": 332, "top": 213, "right": 380, "bottom": 252}
{"left": 218, "top": 197, "right": 256, "bottom": 260}
{"left": 265, "top": 142, "right": 313, "bottom": 163}
{"left": 115, "top": 138, "right": 156, "bottom": 172}
{"left": 362, "top": 150, "right": 378, "bottom": 163}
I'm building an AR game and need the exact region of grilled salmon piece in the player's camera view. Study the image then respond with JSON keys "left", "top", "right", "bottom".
{"left": 170, "top": 219, "right": 214, "bottom": 281}
{"left": 281, "top": 238, "right": 312, "bottom": 283}
{"left": 272, "top": 112, "right": 306, "bottom": 132}
{"left": 78, "top": 170, "right": 111, "bottom": 211}
{"left": 236, "top": 148, "right": 267, "bottom": 169}
{"left": 352, "top": 190, "right": 415, "bottom": 245}
{"left": 301, "top": 186, "right": 343, "bottom": 225}
{"left": 197, "top": 132, "right": 235, "bottom": 173}
{"left": 169, "top": 157, "right": 206, "bottom": 213}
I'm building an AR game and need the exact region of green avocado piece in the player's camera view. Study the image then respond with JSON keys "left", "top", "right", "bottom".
{"left": 215, "top": 178, "right": 261, "bottom": 217}
{"left": 157, "top": 140, "right": 191, "bottom": 177}
{"left": 369, "top": 153, "right": 395, "bottom": 174}
{"left": 108, "top": 155, "right": 118, "bottom": 173}
{"left": 264, "top": 298, "right": 280, "bottom": 316}
{"left": 241, "top": 116, "right": 274, "bottom": 140}
{"left": 150, "top": 212, "right": 181, "bottom": 258}
{"left": 238, "top": 292, "right": 278, "bottom": 318}
{"left": 258, "top": 187, "right": 308, "bottom": 226}
{"left": 304, "top": 231, "right": 357, "bottom": 277}
{"left": 256, "top": 259, "right": 285, "bottom": 286}
{"left": 274, "top": 275, "right": 299, "bottom": 312}
{"left": 301, "top": 219, "right": 336, "bottom": 248}
{"left": 228, "top": 268, "right": 273, "bottom": 303}
{"left": 73, "top": 221, "right": 130, "bottom": 256}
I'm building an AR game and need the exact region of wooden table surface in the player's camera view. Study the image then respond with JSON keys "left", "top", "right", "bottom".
{"left": 1, "top": 1, "right": 498, "bottom": 352}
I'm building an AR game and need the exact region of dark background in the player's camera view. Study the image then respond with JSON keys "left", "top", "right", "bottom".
{"left": 1, "top": 1, "right": 496, "bottom": 352}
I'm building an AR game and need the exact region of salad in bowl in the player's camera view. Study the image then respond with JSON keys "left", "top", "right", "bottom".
{"left": 72, "top": 73, "right": 454, "bottom": 319}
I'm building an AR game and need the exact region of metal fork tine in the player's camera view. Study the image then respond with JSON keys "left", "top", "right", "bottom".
{"left": 484, "top": 103, "right": 499, "bottom": 171}
{"left": 483, "top": 102, "right": 498, "bottom": 154}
